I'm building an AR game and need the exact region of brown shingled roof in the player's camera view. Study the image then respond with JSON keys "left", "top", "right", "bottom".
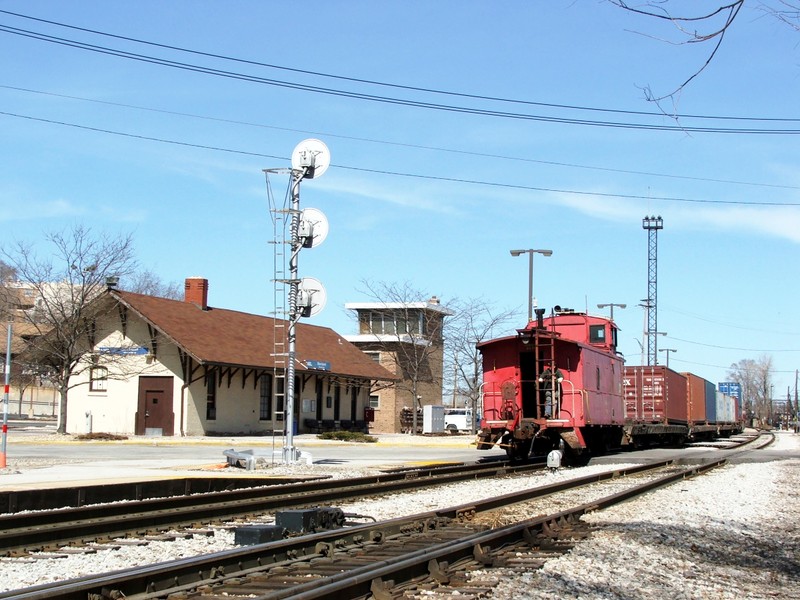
{"left": 111, "top": 290, "right": 394, "bottom": 381}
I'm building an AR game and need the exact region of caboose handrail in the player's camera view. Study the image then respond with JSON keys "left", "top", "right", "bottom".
{"left": 479, "top": 385, "right": 512, "bottom": 423}
{"left": 559, "top": 378, "right": 579, "bottom": 421}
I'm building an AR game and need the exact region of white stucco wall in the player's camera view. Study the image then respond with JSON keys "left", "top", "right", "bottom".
{"left": 66, "top": 307, "right": 374, "bottom": 437}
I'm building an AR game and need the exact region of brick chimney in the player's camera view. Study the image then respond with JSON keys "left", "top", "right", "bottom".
{"left": 184, "top": 277, "right": 209, "bottom": 310}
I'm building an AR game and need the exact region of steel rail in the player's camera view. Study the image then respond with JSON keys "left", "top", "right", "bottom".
{"left": 0, "top": 459, "right": 542, "bottom": 556}
{"left": 258, "top": 458, "right": 729, "bottom": 600}
{"left": 0, "top": 459, "right": 687, "bottom": 600}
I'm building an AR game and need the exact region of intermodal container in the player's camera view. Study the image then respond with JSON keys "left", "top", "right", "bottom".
{"left": 716, "top": 392, "right": 735, "bottom": 423}
{"left": 682, "top": 372, "right": 709, "bottom": 424}
{"left": 623, "top": 366, "right": 686, "bottom": 423}
{"left": 705, "top": 379, "right": 717, "bottom": 423}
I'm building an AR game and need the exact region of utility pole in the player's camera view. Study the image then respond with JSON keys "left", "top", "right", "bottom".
{"left": 642, "top": 216, "right": 663, "bottom": 366}
{"left": 1, "top": 323, "right": 11, "bottom": 469}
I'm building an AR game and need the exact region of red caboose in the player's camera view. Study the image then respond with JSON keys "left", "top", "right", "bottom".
{"left": 477, "top": 307, "right": 625, "bottom": 461}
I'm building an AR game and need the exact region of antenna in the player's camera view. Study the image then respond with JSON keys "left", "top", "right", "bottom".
{"left": 291, "top": 139, "right": 331, "bottom": 179}
{"left": 298, "top": 207, "right": 329, "bottom": 249}
{"left": 297, "top": 277, "right": 327, "bottom": 318}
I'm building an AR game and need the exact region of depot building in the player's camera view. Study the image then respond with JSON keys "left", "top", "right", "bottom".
{"left": 65, "top": 277, "right": 394, "bottom": 437}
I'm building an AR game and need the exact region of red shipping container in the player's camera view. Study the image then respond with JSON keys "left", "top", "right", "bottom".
{"left": 623, "top": 366, "right": 687, "bottom": 424}
{"left": 682, "top": 372, "right": 709, "bottom": 424}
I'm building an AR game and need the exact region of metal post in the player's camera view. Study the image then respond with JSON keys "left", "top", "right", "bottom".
{"left": 283, "top": 170, "right": 303, "bottom": 464}
{"left": 659, "top": 348, "right": 676, "bottom": 368}
{"left": 526, "top": 252, "right": 534, "bottom": 322}
{"left": 597, "top": 303, "right": 626, "bottom": 321}
{"left": 510, "top": 249, "right": 552, "bottom": 323}
{"left": 1, "top": 323, "right": 12, "bottom": 469}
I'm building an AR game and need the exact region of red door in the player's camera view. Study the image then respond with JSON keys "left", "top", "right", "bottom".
{"left": 136, "top": 376, "right": 175, "bottom": 436}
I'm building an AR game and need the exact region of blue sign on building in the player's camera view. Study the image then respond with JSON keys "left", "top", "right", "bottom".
{"left": 98, "top": 346, "right": 149, "bottom": 355}
{"left": 306, "top": 360, "right": 331, "bottom": 371}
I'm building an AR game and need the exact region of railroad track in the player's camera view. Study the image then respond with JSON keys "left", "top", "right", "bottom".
{"left": 687, "top": 430, "right": 769, "bottom": 450}
{"left": 0, "top": 458, "right": 727, "bottom": 600}
{"left": 0, "top": 459, "right": 543, "bottom": 557}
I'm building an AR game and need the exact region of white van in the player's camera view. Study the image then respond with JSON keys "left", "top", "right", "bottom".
{"left": 443, "top": 408, "right": 475, "bottom": 433}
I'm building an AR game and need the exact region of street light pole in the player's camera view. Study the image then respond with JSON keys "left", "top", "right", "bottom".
{"left": 510, "top": 248, "right": 553, "bottom": 322}
{"left": 597, "top": 303, "right": 626, "bottom": 321}
{"left": 659, "top": 348, "right": 677, "bottom": 368}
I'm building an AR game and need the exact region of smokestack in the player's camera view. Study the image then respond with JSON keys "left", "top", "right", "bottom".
{"left": 535, "top": 308, "right": 546, "bottom": 330}
{"left": 185, "top": 277, "right": 209, "bottom": 310}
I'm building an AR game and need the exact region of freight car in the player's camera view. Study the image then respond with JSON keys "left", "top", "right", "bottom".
{"left": 623, "top": 366, "right": 740, "bottom": 446}
{"left": 477, "top": 307, "right": 742, "bottom": 462}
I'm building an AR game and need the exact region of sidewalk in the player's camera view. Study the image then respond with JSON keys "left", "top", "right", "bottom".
{"left": 0, "top": 427, "right": 487, "bottom": 491}
{"left": 4, "top": 428, "right": 478, "bottom": 447}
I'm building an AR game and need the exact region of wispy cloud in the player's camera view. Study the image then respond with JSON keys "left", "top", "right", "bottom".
{"left": 317, "top": 173, "right": 465, "bottom": 215}
{"left": 0, "top": 195, "right": 83, "bottom": 221}
{"left": 548, "top": 188, "right": 800, "bottom": 243}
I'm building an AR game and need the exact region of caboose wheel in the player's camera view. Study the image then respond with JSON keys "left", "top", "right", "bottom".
{"left": 563, "top": 445, "right": 592, "bottom": 466}
{"left": 505, "top": 439, "right": 532, "bottom": 461}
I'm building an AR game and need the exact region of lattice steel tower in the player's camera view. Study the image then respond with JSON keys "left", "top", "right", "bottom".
{"left": 642, "top": 216, "right": 663, "bottom": 366}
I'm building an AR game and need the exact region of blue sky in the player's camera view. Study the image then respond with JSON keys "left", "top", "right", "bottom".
{"left": 1, "top": 1, "right": 798, "bottom": 401}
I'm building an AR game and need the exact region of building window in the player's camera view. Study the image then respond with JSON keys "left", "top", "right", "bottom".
{"left": 206, "top": 371, "right": 217, "bottom": 420}
{"left": 275, "top": 377, "right": 285, "bottom": 421}
{"left": 364, "top": 351, "right": 381, "bottom": 364}
{"left": 589, "top": 325, "right": 606, "bottom": 344}
{"left": 259, "top": 373, "right": 272, "bottom": 420}
{"left": 369, "top": 395, "right": 380, "bottom": 409}
{"left": 89, "top": 366, "right": 108, "bottom": 391}
{"left": 363, "top": 310, "right": 424, "bottom": 336}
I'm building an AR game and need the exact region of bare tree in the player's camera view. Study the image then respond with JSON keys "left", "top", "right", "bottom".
{"left": 608, "top": 2, "right": 800, "bottom": 105}
{"left": 728, "top": 355, "right": 774, "bottom": 424}
{"left": 1, "top": 226, "right": 138, "bottom": 434}
{"left": 0, "top": 260, "right": 17, "bottom": 321}
{"left": 125, "top": 269, "right": 182, "bottom": 299}
{"left": 357, "top": 280, "right": 451, "bottom": 435}
{"left": 442, "top": 298, "right": 518, "bottom": 434}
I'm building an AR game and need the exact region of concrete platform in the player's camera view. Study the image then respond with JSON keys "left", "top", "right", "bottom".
{"left": 0, "top": 426, "right": 496, "bottom": 491}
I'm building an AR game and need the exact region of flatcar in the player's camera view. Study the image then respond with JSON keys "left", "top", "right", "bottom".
{"left": 477, "top": 306, "right": 742, "bottom": 462}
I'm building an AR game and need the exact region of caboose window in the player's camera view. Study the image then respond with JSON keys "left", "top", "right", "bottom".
{"left": 589, "top": 325, "right": 606, "bottom": 344}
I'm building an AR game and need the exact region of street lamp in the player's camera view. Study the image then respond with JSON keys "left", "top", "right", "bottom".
{"left": 510, "top": 248, "right": 553, "bottom": 322}
{"left": 597, "top": 303, "right": 626, "bottom": 321}
{"left": 659, "top": 348, "right": 677, "bottom": 368}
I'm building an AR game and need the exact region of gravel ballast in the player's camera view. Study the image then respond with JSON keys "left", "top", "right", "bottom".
{"left": 0, "top": 432, "right": 796, "bottom": 597}
{"left": 485, "top": 432, "right": 800, "bottom": 599}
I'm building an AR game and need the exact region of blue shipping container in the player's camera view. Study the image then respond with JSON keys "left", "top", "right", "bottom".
{"left": 705, "top": 380, "right": 717, "bottom": 423}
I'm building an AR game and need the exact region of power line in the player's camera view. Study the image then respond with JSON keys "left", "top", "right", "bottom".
{"left": 3, "top": 109, "right": 799, "bottom": 207}
{"left": 662, "top": 356, "right": 798, "bottom": 375}
{"left": 2, "top": 8, "right": 799, "bottom": 125}
{"left": 667, "top": 335, "right": 800, "bottom": 353}
{"left": 662, "top": 306, "right": 800, "bottom": 336}
{"left": 4, "top": 84, "right": 800, "bottom": 192}
{"left": 3, "top": 18, "right": 800, "bottom": 134}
